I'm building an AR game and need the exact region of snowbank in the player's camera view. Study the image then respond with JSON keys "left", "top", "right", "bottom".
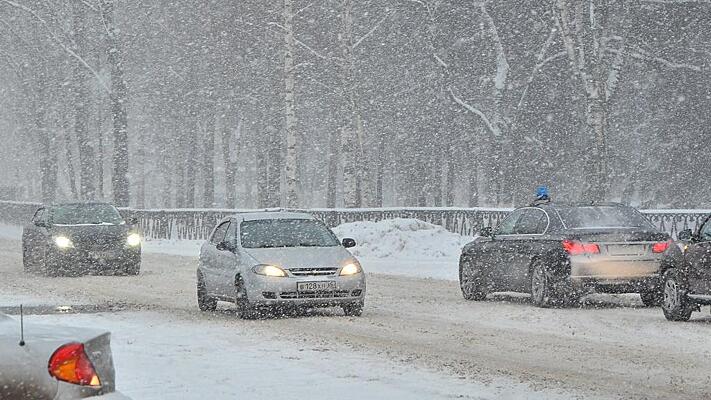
{"left": 332, "top": 218, "right": 473, "bottom": 260}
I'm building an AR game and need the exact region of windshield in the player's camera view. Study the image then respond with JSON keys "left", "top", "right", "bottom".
{"left": 557, "top": 206, "right": 653, "bottom": 230}
{"left": 240, "top": 219, "right": 340, "bottom": 248}
{"left": 50, "top": 204, "right": 124, "bottom": 225}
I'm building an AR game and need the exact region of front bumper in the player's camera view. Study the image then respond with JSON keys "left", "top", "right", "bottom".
{"left": 245, "top": 273, "right": 366, "bottom": 307}
{"left": 47, "top": 246, "right": 141, "bottom": 271}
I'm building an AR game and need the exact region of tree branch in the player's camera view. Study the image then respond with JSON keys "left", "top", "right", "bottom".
{"left": 448, "top": 87, "right": 501, "bottom": 137}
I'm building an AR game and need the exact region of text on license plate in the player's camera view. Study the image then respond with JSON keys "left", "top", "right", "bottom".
{"left": 297, "top": 281, "right": 336, "bottom": 292}
{"left": 90, "top": 251, "right": 115, "bottom": 259}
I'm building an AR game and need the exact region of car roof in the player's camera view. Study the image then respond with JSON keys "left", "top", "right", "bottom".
{"left": 535, "top": 202, "right": 629, "bottom": 210}
{"left": 46, "top": 201, "right": 115, "bottom": 208}
{"left": 234, "top": 211, "right": 316, "bottom": 222}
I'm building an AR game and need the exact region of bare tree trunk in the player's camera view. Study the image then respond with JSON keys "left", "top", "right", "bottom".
{"left": 203, "top": 112, "right": 216, "bottom": 207}
{"left": 283, "top": 0, "right": 299, "bottom": 207}
{"left": 73, "top": 3, "right": 96, "bottom": 200}
{"left": 326, "top": 129, "right": 339, "bottom": 208}
{"left": 102, "top": 0, "right": 130, "bottom": 206}
{"left": 185, "top": 122, "right": 197, "bottom": 207}
{"left": 36, "top": 89, "right": 56, "bottom": 203}
{"left": 222, "top": 118, "right": 236, "bottom": 208}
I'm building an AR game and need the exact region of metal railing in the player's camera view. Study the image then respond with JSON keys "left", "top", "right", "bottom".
{"left": 0, "top": 200, "right": 707, "bottom": 241}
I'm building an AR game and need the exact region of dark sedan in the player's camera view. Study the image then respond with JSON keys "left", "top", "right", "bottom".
{"left": 459, "top": 203, "right": 673, "bottom": 307}
{"left": 22, "top": 202, "right": 141, "bottom": 276}
{"left": 659, "top": 215, "right": 711, "bottom": 321}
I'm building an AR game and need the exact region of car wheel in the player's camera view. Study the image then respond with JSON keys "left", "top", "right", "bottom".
{"left": 662, "top": 269, "right": 693, "bottom": 322}
{"left": 459, "top": 261, "right": 488, "bottom": 301}
{"left": 530, "top": 259, "right": 558, "bottom": 308}
{"left": 123, "top": 262, "right": 141, "bottom": 276}
{"left": 640, "top": 290, "right": 662, "bottom": 307}
{"left": 342, "top": 301, "right": 364, "bottom": 317}
{"left": 197, "top": 273, "right": 217, "bottom": 312}
{"left": 235, "top": 278, "right": 258, "bottom": 319}
{"left": 22, "top": 245, "right": 34, "bottom": 273}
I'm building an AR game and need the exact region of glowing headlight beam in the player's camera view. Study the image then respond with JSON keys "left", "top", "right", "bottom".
{"left": 252, "top": 264, "right": 288, "bottom": 277}
{"left": 54, "top": 236, "right": 73, "bottom": 249}
{"left": 126, "top": 233, "right": 141, "bottom": 247}
{"left": 340, "top": 262, "right": 362, "bottom": 276}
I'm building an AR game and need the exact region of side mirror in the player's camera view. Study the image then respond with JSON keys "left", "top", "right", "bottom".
{"left": 34, "top": 220, "right": 48, "bottom": 228}
{"left": 479, "top": 226, "right": 493, "bottom": 238}
{"left": 677, "top": 229, "right": 693, "bottom": 242}
{"left": 342, "top": 238, "right": 356, "bottom": 248}
{"left": 216, "top": 241, "right": 235, "bottom": 252}
{"left": 127, "top": 217, "right": 139, "bottom": 225}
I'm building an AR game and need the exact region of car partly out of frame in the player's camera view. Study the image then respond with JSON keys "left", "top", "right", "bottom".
{"left": 459, "top": 203, "right": 673, "bottom": 308}
{"left": 22, "top": 202, "right": 142, "bottom": 276}
{"left": 0, "top": 312, "right": 130, "bottom": 399}
{"left": 659, "top": 215, "right": 711, "bottom": 321}
{"left": 197, "top": 211, "right": 366, "bottom": 319}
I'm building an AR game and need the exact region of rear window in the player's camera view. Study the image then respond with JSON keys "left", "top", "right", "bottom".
{"left": 557, "top": 206, "right": 653, "bottom": 230}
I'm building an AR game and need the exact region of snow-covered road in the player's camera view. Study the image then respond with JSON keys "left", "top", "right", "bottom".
{"left": 2, "top": 236, "right": 711, "bottom": 399}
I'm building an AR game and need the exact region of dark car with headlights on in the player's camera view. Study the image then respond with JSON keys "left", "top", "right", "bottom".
{"left": 459, "top": 203, "right": 673, "bottom": 307}
{"left": 659, "top": 214, "right": 711, "bottom": 321}
{"left": 22, "top": 202, "right": 142, "bottom": 276}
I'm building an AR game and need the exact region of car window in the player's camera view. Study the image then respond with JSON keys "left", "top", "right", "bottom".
{"left": 224, "top": 221, "right": 237, "bottom": 245}
{"left": 50, "top": 203, "right": 124, "bottom": 225}
{"left": 32, "top": 208, "right": 44, "bottom": 223}
{"left": 701, "top": 222, "right": 711, "bottom": 241}
{"left": 557, "top": 206, "right": 653, "bottom": 230}
{"left": 240, "top": 219, "right": 340, "bottom": 248}
{"left": 513, "top": 209, "right": 548, "bottom": 235}
{"left": 210, "top": 222, "right": 230, "bottom": 244}
{"left": 495, "top": 209, "right": 526, "bottom": 235}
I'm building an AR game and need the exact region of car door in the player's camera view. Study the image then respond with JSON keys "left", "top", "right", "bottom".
{"left": 686, "top": 219, "right": 711, "bottom": 282}
{"left": 485, "top": 209, "right": 526, "bottom": 291}
{"left": 23, "top": 208, "right": 44, "bottom": 261}
{"left": 215, "top": 221, "right": 240, "bottom": 297}
{"left": 506, "top": 208, "right": 549, "bottom": 291}
{"left": 201, "top": 221, "right": 230, "bottom": 296}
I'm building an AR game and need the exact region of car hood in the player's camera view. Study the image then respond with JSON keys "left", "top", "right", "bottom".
{"left": 244, "top": 246, "right": 356, "bottom": 269}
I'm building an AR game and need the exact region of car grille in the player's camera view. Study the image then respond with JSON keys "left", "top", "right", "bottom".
{"left": 279, "top": 290, "right": 351, "bottom": 299}
{"left": 73, "top": 237, "right": 125, "bottom": 251}
{"left": 288, "top": 267, "right": 339, "bottom": 277}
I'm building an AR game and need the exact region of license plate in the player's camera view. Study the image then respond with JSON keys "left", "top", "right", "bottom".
{"left": 297, "top": 281, "right": 336, "bottom": 292}
{"left": 90, "top": 251, "right": 116, "bottom": 260}
{"left": 607, "top": 245, "right": 646, "bottom": 256}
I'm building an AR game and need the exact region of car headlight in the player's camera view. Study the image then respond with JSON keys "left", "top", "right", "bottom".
{"left": 252, "top": 264, "right": 288, "bottom": 277}
{"left": 126, "top": 233, "right": 141, "bottom": 247}
{"left": 54, "top": 236, "right": 73, "bottom": 249}
{"left": 340, "top": 262, "right": 362, "bottom": 276}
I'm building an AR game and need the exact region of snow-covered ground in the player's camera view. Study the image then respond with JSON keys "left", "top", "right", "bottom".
{"left": 17, "top": 310, "right": 576, "bottom": 400}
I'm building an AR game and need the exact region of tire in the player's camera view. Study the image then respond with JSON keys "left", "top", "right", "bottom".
{"left": 661, "top": 269, "right": 693, "bottom": 322}
{"left": 640, "top": 290, "right": 662, "bottom": 307}
{"left": 197, "top": 273, "right": 217, "bottom": 312}
{"left": 123, "top": 262, "right": 141, "bottom": 276}
{"left": 342, "top": 301, "right": 364, "bottom": 317}
{"left": 22, "top": 245, "right": 34, "bottom": 274}
{"left": 530, "top": 259, "right": 559, "bottom": 308}
{"left": 235, "top": 277, "right": 258, "bottom": 319}
{"left": 459, "top": 261, "right": 488, "bottom": 301}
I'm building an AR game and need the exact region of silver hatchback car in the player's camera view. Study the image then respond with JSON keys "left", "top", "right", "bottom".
{"left": 197, "top": 212, "right": 366, "bottom": 318}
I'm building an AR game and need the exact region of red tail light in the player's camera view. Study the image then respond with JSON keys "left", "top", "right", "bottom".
{"left": 652, "top": 241, "right": 671, "bottom": 254}
{"left": 562, "top": 240, "right": 600, "bottom": 256}
{"left": 48, "top": 343, "right": 101, "bottom": 387}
